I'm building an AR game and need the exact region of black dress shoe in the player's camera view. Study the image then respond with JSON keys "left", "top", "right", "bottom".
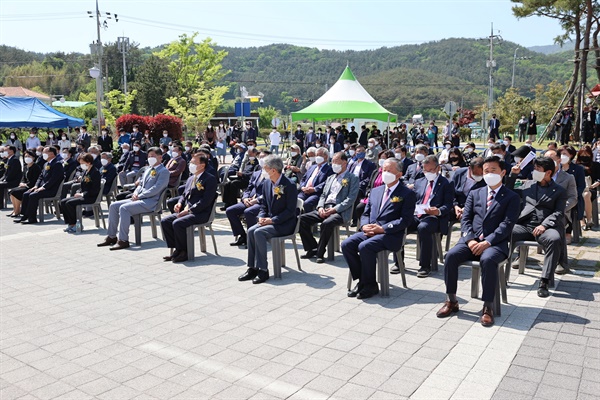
{"left": 172, "top": 251, "right": 188, "bottom": 263}
{"left": 390, "top": 264, "right": 401, "bottom": 274}
{"left": 301, "top": 250, "right": 317, "bottom": 259}
{"left": 347, "top": 283, "right": 363, "bottom": 298}
{"left": 537, "top": 283, "right": 549, "bottom": 298}
{"left": 230, "top": 236, "right": 247, "bottom": 246}
{"left": 315, "top": 257, "right": 325, "bottom": 264}
{"left": 109, "top": 240, "right": 130, "bottom": 250}
{"left": 13, "top": 217, "right": 25, "bottom": 223}
{"left": 417, "top": 268, "right": 430, "bottom": 278}
{"left": 21, "top": 219, "right": 37, "bottom": 224}
{"left": 97, "top": 236, "right": 118, "bottom": 247}
{"left": 238, "top": 268, "right": 258, "bottom": 281}
{"left": 252, "top": 270, "right": 270, "bottom": 284}
{"left": 357, "top": 284, "right": 379, "bottom": 299}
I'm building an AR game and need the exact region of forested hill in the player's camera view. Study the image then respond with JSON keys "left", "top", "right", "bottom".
{"left": 1, "top": 38, "right": 573, "bottom": 118}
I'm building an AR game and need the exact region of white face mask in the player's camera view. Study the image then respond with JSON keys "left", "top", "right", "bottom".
{"left": 134, "top": 129, "right": 139, "bottom": 133}
{"left": 382, "top": 171, "right": 397, "bottom": 185}
{"left": 332, "top": 163, "right": 342, "bottom": 174}
{"left": 80, "top": 163, "right": 89, "bottom": 171}
{"left": 488, "top": 143, "right": 494, "bottom": 148}
{"left": 472, "top": 174, "right": 483, "bottom": 182}
{"left": 30, "top": 134, "right": 35, "bottom": 138}
{"left": 24, "top": 157, "right": 33, "bottom": 165}
{"left": 10, "top": 135, "right": 15, "bottom": 139}
{"left": 248, "top": 156, "right": 256, "bottom": 161}
{"left": 188, "top": 163, "right": 198, "bottom": 174}
{"left": 394, "top": 153, "right": 403, "bottom": 160}
{"left": 248, "top": 146, "right": 255, "bottom": 151}
{"left": 91, "top": 153, "right": 98, "bottom": 159}
{"left": 258, "top": 159, "right": 265, "bottom": 168}
{"left": 147, "top": 157, "right": 158, "bottom": 167}
{"left": 532, "top": 170, "right": 546, "bottom": 182}
{"left": 169, "top": 146, "right": 174, "bottom": 151}
{"left": 122, "top": 148, "right": 129, "bottom": 154}
{"left": 62, "top": 153, "right": 69, "bottom": 159}
{"left": 514, "top": 156, "right": 522, "bottom": 163}
{"left": 62, "top": 136, "right": 67, "bottom": 140}
{"left": 483, "top": 173, "right": 502, "bottom": 187}
{"left": 445, "top": 144, "right": 451, "bottom": 149}
{"left": 290, "top": 151, "right": 298, "bottom": 157}
{"left": 316, "top": 144, "right": 321, "bottom": 148}
{"left": 48, "top": 134, "right": 54, "bottom": 138}
{"left": 102, "top": 132, "right": 107, "bottom": 136}
{"left": 315, "top": 156, "right": 325, "bottom": 164}
{"left": 133, "top": 146, "right": 140, "bottom": 152}
{"left": 101, "top": 159, "right": 109, "bottom": 166}
{"left": 120, "top": 133, "right": 125, "bottom": 136}
{"left": 368, "top": 143, "right": 374, "bottom": 148}
{"left": 378, "top": 159, "right": 385, "bottom": 167}
{"left": 415, "top": 153, "right": 425, "bottom": 162}
{"left": 172, "top": 152, "right": 179, "bottom": 158}
{"left": 42, "top": 153, "right": 49, "bottom": 160}
{"left": 36, "top": 151, "right": 42, "bottom": 156}
{"left": 464, "top": 147, "right": 473, "bottom": 154}
{"left": 261, "top": 169, "right": 270, "bottom": 180}
{"left": 344, "top": 144, "right": 349, "bottom": 149}
{"left": 330, "top": 140, "right": 335, "bottom": 144}
{"left": 424, "top": 171, "right": 437, "bottom": 182}
{"left": 348, "top": 150, "right": 355, "bottom": 156}
{"left": 185, "top": 146, "right": 191, "bottom": 151}
{"left": 1, "top": 152, "right": 8, "bottom": 158}
{"left": 503, "top": 140, "right": 509, "bottom": 146}
{"left": 309, "top": 156, "right": 316, "bottom": 163}
{"left": 560, "top": 154, "right": 570, "bottom": 165}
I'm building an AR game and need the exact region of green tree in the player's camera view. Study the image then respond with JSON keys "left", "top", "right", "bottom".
{"left": 494, "top": 87, "right": 532, "bottom": 129}
{"left": 103, "top": 89, "right": 137, "bottom": 127}
{"left": 257, "top": 106, "right": 278, "bottom": 129}
{"left": 131, "top": 55, "right": 172, "bottom": 115}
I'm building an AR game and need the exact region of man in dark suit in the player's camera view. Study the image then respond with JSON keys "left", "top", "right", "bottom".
{"left": 299, "top": 152, "right": 360, "bottom": 262}
{"left": 358, "top": 126, "right": 369, "bottom": 147}
{"left": 97, "top": 128, "right": 113, "bottom": 153}
{"left": 328, "top": 135, "right": 342, "bottom": 155}
{"left": 160, "top": 153, "right": 217, "bottom": 263}
{"left": 451, "top": 157, "right": 485, "bottom": 220}
{"left": 404, "top": 145, "right": 428, "bottom": 186}
{"left": 294, "top": 125, "right": 305, "bottom": 152}
{"left": 130, "top": 125, "right": 144, "bottom": 144}
{"left": 88, "top": 146, "right": 102, "bottom": 171}
{"left": 407, "top": 155, "right": 455, "bottom": 277}
{"left": 100, "top": 152, "right": 118, "bottom": 195}
{"left": 17, "top": 147, "right": 64, "bottom": 224}
{"left": 226, "top": 151, "right": 270, "bottom": 247}
{"left": 342, "top": 158, "right": 416, "bottom": 299}
{"left": 347, "top": 145, "right": 376, "bottom": 199}
{"left": 507, "top": 157, "right": 568, "bottom": 298}
{"left": 348, "top": 126, "right": 359, "bottom": 144}
{"left": 221, "top": 147, "right": 260, "bottom": 209}
{"left": 488, "top": 114, "right": 500, "bottom": 141}
{"left": 77, "top": 125, "right": 92, "bottom": 152}
{"left": 394, "top": 146, "right": 413, "bottom": 175}
{"left": 119, "top": 141, "right": 147, "bottom": 186}
{"left": 305, "top": 128, "right": 317, "bottom": 150}
{"left": 298, "top": 148, "right": 333, "bottom": 213}
{"left": 0, "top": 146, "right": 23, "bottom": 195}
{"left": 490, "top": 144, "right": 511, "bottom": 173}
{"left": 238, "top": 155, "right": 298, "bottom": 284}
{"left": 437, "top": 156, "right": 519, "bottom": 327}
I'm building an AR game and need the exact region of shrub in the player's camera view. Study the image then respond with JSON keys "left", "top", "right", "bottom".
{"left": 151, "top": 114, "right": 183, "bottom": 141}
{"left": 115, "top": 114, "right": 151, "bottom": 134}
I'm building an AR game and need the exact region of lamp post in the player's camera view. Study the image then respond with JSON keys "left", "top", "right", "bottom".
{"left": 511, "top": 47, "right": 519, "bottom": 88}
{"left": 89, "top": 66, "right": 103, "bottom": 130}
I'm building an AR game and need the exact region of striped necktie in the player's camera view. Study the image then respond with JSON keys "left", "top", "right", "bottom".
{"left": 487, "top": 190, "right": 495, "bottom": 210}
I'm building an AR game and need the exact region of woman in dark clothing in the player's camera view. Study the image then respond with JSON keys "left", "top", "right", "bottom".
{"left": 527, "top": 110, "right": 537, "bottom": 141}
{"left": 576, "top": 147, "right": 600, "bottom": 231}
{"left": 8, "top": 150, "right": 41, "bottom": 217}
{"left": 59, "top": 153, "right": 101, "bottom": 233}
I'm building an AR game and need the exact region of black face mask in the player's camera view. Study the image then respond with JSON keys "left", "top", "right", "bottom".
{"left": 578, "top": 157, "right": 591, "bottom": 163}
{"left": 449, "top": 158, "right": 459, "bottom": 164}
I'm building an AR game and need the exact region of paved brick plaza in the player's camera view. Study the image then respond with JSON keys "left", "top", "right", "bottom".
{"left": 1, "top": 211, "right": 598, "bottom": 399}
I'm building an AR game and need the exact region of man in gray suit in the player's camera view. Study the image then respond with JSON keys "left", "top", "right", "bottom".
{"left": 299, "top": 152, "right": 360, "bottom": 263}
{"left": 98, "top": 147, "right": 169, "bottom": 250}
{"left": 507, "top": 157, "right": 567, "bottom": 297}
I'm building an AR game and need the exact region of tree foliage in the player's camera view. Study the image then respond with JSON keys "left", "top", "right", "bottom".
{"left": 103, "top": 89, "right": 137, "bottom": 127}
{"left": 130, "top": 55, "right": 172, "bottom": 115}
{"left": 257, "top": 106, "right": 278, "bottom": 129}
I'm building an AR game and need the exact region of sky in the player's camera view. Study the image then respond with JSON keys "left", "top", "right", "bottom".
{"left": 0, "top": 0, "right": 565, "bottom": 54}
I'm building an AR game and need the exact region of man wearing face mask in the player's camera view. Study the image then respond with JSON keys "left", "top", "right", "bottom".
{"left": 26, "top": 129, "right": 42, "bottom": 150}
{"left": 328, "top": 135, "right": 342, "bottom": 155}
{"left": 116, "top": 143, "right": 130, "bottom": 173}
{"left": 16, "top": 147, "right": 64, "bottom": 224}
{"left": 300, "top": 147, "right": 317, "bottom": 177}
{"left": 299, "top": 152, "right": 360, "bottom": 262}
{"left": 117, "top": 128, "right": 131, "bottom": 147}
{"left": 347, "top": 145, "right": 376, "bottom": 212}
{"left": 165, "top": 144, "right": 187, "bottom": 189}
{"left": 0, "top": 146, "right": 22, "bottom": 206}
{"left": 34, "top": 146, "right": 46, "bottom": 170}
{"left": 490, "top": 144, "right": 511, "bottom": 173}
{"left": 298, "top": 148, "right": 333, "bottom": 213}
{"left": 304, "top": 128, "right": 317, "bottom": 150}
{"left": 227, "top": 151, "right": 271, "bottom": 247}
{"left": 238, "top": 155, "right": 298, "bottom": 284}
{"left": 98, "top": 147, "right": 169, "bottom": 250}
{"left": 366, "top": 139, "right": 381, "bottom": 162}
{"left": 507, "top": 157, "right": 568, "bottom": 297}
{"left": 129, "top": 125, "right": 143, "bottom": 144}
{"left": 394, "top": 146, "right": 413, "bottom": 175}
{"left": 269, "top": 127, "right": 281, "bottom": 155}
{"left": 160, "top": 153, "right": 217, "bottom": 262}
{"left": 61, "top": 149, "right": 77, "bottom": 183}
{"left": 450, "top": 157, "right": 486, "bottom": 220}
{"left": 404, "top": 144, "right": 429, "bottom": 186}
{"left": 100, "top": 152, "right": 117, "bottom": 196}
{"left": 77, "top": 126, "right": 91, "bottom": 152}
{"left": 5, "top": 132, "right": 23, "bottom": 158}
{"left": 97, "top": 128, "right": 113, "bottom": 153}
{"left": 342, "top": 158, "right": 416, "bottom": 299}
{"left": 284, "top": 145, "right": 303, "bottom": 184}
{"left": 118, "top": 141, "right": 148, "bottom": 186}
{"left": 407, "top": 155, "right": 454, "bottom": 277}
{"left": 437, "top": 156, "right": 519, "bottom": 326}
{"left": 88, "top": 146, "right": 102, "bottom": 170}
{"left": 221, "top": 148, "right": 260, "bottom": 210}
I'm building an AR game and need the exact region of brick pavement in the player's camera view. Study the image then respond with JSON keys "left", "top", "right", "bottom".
{"left": 0, "top": 206, "right": 598, "bottom": 400}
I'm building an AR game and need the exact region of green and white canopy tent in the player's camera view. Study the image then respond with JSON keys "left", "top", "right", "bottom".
{"left": 291, "top": 66, "right": 397, "bottom": 123}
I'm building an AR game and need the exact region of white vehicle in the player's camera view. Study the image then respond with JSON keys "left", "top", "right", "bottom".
{"left": 412, "top": 114, "right": 424, "bottom": 124}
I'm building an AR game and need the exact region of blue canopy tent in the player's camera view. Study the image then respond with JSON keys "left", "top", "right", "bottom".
{"left": 0, "top": 97, "right": 84, "bottom": 128}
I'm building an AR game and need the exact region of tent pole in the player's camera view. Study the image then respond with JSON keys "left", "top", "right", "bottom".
{"left": 387, "top": 115, "right": 390, "bottom": 150}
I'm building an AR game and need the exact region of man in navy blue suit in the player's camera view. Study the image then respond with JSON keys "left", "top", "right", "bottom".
{"left": 226, "top": 150, "right": 270, "bottom": 247}
{"left": 238, "top": 155, "right": 299, "bottom": 284}
{"left": 404, "top": 144, "right": 428, "bottom": 186}
{"left": 394, "top": 146, "right": 413, "bottom": 175}
{"left": 298, "top": 148, "right": 333, "bottom": 213}
{"left": 407, "top": 155, "right": 454, "bottom": 277}
{"left": 160, "top": 153, "right": 217, "bottom": 263}
{"left": 451, "top": 157, "right": 485, "bottom": 220}
{"left": 437, "top": 156, "right": 519, "bottom": 327}
{"left": 342, "top": 158, "right": 417, "bottom": 299}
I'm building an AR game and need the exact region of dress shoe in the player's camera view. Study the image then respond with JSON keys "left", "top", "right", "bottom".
{"left": 21, "top": 219, "right": 37, "bottom": 224}
{"left": 13, "top": 217, "right": 25, "bottom": 223}
{"left": 555, "top": 265, "right": 569, "bottom": 275}
{"left": 109, "top": 240, "right": 130, "bottom": 251}
{"left": 315, "top": 257, "right": 324, "bottom": 264}
{"left": 390, "top": 264, "right": 401, "bottom": 274}
{"left": 219, "top": 206, "right": 227, "bottom": 211}
{"left": 230, "top": 236, "right": 247, "bottom": 246}
{"left": 6, "top": 212, "right": 16, "bottom": 217}
{"left": 238, "top": 268, "right": 258, "bottom": 281}
{"left": 537, "top": 283, "right": 549, "bottom": 298}
{"left": 417, "top": 268, "right": 430, "bottom": 278}
{"left": 436, "top": 301, "right": 459, "bottom": 318}
{"left": 97, "top": 236, "right": 118, "bottom": 247}
{"left": 172, "top": 251, "right": 188, "bottom": 263}
{"left": 480, "top": 306, "right": 494, "bottom": 327}
{"left": 301, "top": 250, "right": 317, "bottom": 259}
{"left": 357, "top": 284, "right": 379, "bottom": 299}
{"left": 565, "top": 233, "right": 572, "bottom": 245}
{"left": 252, "top": 270, "right": 270, "bottom": 284}
{"left": 347, "top": 283, "right": 363, "bottom": 298}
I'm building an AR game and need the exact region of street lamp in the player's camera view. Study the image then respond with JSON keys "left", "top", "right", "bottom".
{"left": 89, "top": 66, "right": 103, "bottom": 130}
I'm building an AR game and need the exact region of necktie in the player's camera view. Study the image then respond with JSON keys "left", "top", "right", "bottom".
{"left": 487, "top": 190, "right": 495, "bottom": 210}
{"left": 380, "top": 187, "right": 391, "bottom": 211}
{"left": 307, "top": 165, "right": 320, "bottom": 188}
{"left": 416, "top": 162, "right": 421, "bottom": 173}
{"left": 418, "top": 181, "right": 434, "bottom": 217}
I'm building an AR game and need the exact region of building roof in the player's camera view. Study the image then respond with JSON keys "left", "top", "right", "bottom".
{"left": 0, "top": 87, "right": 51, "bottom": 101}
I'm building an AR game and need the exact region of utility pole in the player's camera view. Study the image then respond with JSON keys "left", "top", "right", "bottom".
{"left": 117, "top": 36, "right": 130, "bottom": 94}
{"left": 511, "top": 47, "right": 518, "bottom": 88}
{"left": 486, "top": 23, "right": 502, "bottom": 112}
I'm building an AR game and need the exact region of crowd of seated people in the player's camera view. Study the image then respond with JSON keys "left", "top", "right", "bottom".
{"left": 2, "top": 124, "right": 600, "bottom": 328}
